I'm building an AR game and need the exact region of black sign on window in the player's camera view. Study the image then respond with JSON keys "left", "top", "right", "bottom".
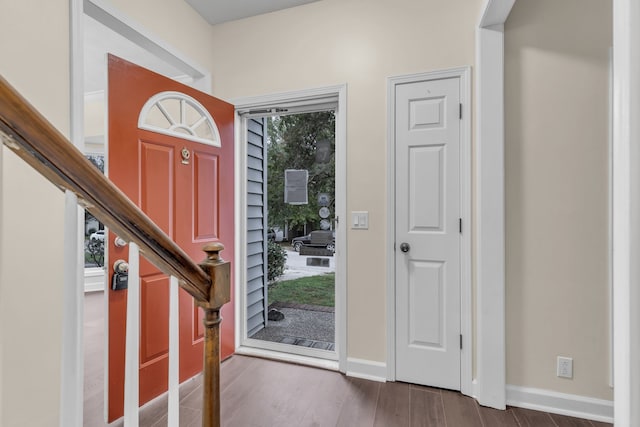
{"left": 284, "top": 169, "right": 308, "bottom": 205}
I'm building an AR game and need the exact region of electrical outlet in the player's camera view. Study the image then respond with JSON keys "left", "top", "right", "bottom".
{"left": 557, "top": 356, "right": 573, "bottom": 379}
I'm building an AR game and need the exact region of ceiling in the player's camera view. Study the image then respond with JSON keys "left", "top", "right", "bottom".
{"left": 185, "top": 0, "right": 321, "bottom": 25}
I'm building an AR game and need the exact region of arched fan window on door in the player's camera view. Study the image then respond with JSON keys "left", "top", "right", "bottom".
{"left": 138, "top": 91, "right": 221, "bottom": 147}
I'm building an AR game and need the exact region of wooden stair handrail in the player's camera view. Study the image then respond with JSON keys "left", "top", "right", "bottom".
{"left": 0, "top": 75, "right": 210, "bottom": 302}
{"left": 0, "top": 74, "right": 229, "bottom": 426}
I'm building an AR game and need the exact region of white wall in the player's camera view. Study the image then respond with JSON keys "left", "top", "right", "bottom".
{"left": 84, "top": 95, "right": 105, "bottom": 140}
{"left": 0, "top": 1, "right": 69, "bottom": 425}
{"left": 505, "top": 0, "right": 613, "bottom": 400}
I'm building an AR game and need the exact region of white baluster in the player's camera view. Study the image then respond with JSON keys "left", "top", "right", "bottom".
{"left": 123, "top": 243, "right": 140, "bottom": 427}
{"left": 168, "top": 275, "right": 180, "bottom": 426}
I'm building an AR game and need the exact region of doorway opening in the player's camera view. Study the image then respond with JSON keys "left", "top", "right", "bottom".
{"left": 236, "top": 87, "right": 347, "bottom": 367}
{"left": 250, "top": 112, "right": 336, "bottom": 352}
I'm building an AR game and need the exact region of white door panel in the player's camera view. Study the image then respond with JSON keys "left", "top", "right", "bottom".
{"left": 395, "top": 77, "right": 461, "bottom": 390}
{"left": 408, "top": 260, "right": 444, "bottom": 347}
{"left": 410, "top": 145, "right": 444, "bottom": 231}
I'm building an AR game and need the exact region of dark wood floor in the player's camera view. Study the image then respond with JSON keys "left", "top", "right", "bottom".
{"left": 83, "top": 292, "right": 612, "bottom": 426}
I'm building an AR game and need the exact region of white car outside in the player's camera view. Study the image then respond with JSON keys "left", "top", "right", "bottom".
{"left": 90, "top": 230, "right": 105, "bottom": 241}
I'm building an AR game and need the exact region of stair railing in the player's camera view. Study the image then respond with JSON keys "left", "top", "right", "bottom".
{"left": 0, "top": 75, "right": 228, "bottom": 427}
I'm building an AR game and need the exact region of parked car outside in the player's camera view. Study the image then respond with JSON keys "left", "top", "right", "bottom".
{"left": 90, "top": 230, "right": 105, "bottom": 241}
{"left": 267, "top": 227, "right": 284, "bottom": 242}
{"left": 291, "top": 230, "right": 335, "bottom": 253}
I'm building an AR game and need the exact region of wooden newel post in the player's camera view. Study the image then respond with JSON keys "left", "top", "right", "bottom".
{"left": 198, "top": 242, "right": 231, "bottom": 427}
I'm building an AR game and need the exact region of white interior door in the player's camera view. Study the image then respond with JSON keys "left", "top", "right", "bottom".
{"left": 395, "top": 76, "right": 461, "bottom": 390}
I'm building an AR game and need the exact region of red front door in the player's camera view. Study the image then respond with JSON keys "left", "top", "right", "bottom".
{"left": 106, "top": 55, "right": 234, "bottom": 421}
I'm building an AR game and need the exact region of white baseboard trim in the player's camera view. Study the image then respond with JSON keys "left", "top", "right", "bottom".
{"left": 84, "top": 267, "right": 105, "bottom": 293}
{"left": 346, "top": 358, "right": 387, "bottom": 383}
{"left": 506, "top": 385, "right": 613, "bottom": 423}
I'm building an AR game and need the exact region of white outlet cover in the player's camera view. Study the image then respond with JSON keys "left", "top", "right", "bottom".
{"left": 557, "top": 356, "right": 573, "bottom": 379}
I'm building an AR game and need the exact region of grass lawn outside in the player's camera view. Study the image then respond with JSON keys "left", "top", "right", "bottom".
{"left": 268, "top": 273, "right": 335, "bottom": 307}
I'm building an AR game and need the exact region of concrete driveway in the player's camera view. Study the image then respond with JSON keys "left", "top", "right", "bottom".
{"left": 280, "top": 248, "right": 335, "bottom": 281}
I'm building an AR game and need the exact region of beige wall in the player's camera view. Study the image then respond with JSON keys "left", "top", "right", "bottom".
{"left": 107, "top": 0, "right": 216, "bottom": 76}
{"left": 0, "top": 0, "right": 216, "bottom": 424}
{"left": 0, "top": 0, "right": 615, "bottom": 422}
{"left": 212, "top": 0, "right": 614, "bottom": 401}
{"left": 0, "top": 1, "right": 69, "bottom": 425}
{"left": 505, "top": 0, "right": 612, "bottom": 399}
{"left": 207, "top": 0, "right": 481, "bottom": 362}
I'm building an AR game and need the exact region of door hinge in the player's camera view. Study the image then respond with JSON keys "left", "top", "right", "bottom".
{"left": 460, "top": 334, "right": 463, "bottom": 349}
{"left": 459, "top": 103, "right": 462, "bottom": 119}
{"left": 459, "top": 218, "right": 462, "bottom": 234}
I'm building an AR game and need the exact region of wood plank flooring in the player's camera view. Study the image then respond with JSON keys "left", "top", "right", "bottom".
{"left": 83, "top": 292, "right": 612, "bottom": 426}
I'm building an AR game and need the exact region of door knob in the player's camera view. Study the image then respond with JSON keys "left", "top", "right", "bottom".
{"left": 114, "top": 236, "right": 128, "bottom": 247}
{"left": 400, "top": 242, "right": 410, "bottom": 253}
{"left": 113, "top": 260, "right": 129, "bottom": 274}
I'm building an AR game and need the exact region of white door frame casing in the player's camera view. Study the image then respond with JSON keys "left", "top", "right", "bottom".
{"left": 386, "top": 67, "right": 473, "bottom": 396}
{"left": 612, "top": 0, "right": 640, "bottom": 425}
{"left": 386, "top": 0, "right": 516, "bottom": 405}
{"left": 233, "top": 85, "right": 348, "bottom": 373}
{"left": 474, "top": 0, "right": 516, "bottom": 409}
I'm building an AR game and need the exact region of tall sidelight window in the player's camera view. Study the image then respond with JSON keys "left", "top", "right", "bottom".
{"left": 84, "top": 154, "right": 106, "bottom": 268}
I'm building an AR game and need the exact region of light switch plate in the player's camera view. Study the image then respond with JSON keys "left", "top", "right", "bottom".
{"left": 351, "top": 211, "right": 369, "bottom": 229}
